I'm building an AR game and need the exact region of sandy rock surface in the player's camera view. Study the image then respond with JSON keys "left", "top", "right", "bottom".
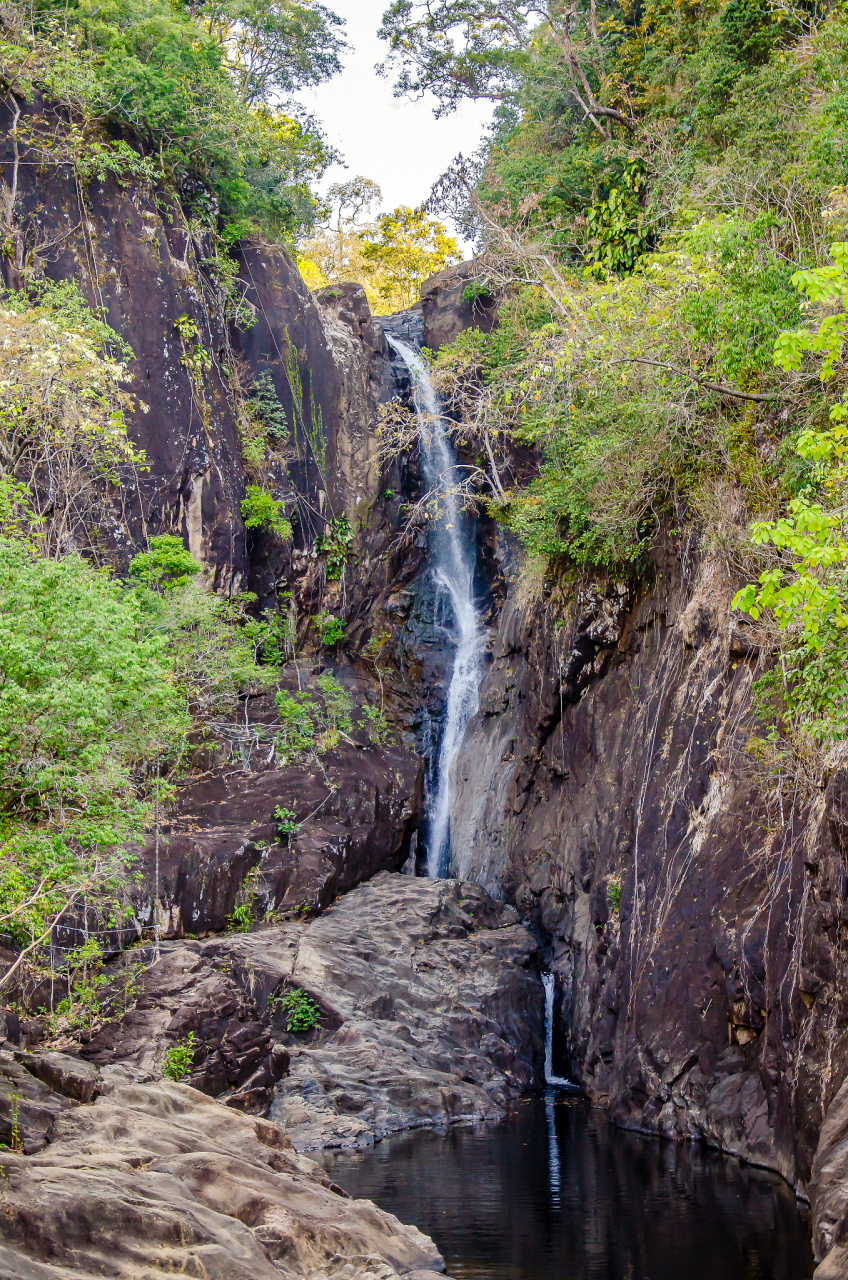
{"left": 0, "top": 1079, "right": 445, "bottom": 1280}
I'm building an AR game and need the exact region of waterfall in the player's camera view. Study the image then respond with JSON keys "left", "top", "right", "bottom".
{"left": 386, "top": 334, "right": 485, "bottom": 879}
{"left": 542, "top": 972, "right": 576, "bottom": 1088}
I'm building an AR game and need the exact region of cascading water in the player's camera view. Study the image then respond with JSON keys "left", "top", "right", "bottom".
{"left": 542, "top": 972, "right": 577, "bottom": 1088}
{"left": 386, "top": 334, "right": 485, "bottom": 879}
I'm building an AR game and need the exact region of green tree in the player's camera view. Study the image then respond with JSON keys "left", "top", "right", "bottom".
{"left": 299, "top": 176, "right": 382, "bottom": 292}
{"left": 377, "top": 0, "right": 633, "bottom": 137}
{"left": 128, "top": 535, "right": 202, "bottom": 592}
{"left": 360, "top": 206, "right": 460, "bottom": 309}
{"left": 198, "top": 0, "right": 346, "bottom": 106}
{"left": 20, "top": 0, "right": 340, "bottom": 238}
{"left": 0, "top": 540, "right": 189, "bottom": 985}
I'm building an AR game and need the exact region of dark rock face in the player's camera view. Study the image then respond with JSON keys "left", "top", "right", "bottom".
{"left": 0, "top": 1080, "right": 445, "bottom": 1280}
{"left": 128, "top": 695, "right": 423, "bottom": 938}
{"left": 0, "top": 94, "right": 250, "bottom": 588}
{"left": 420, "top": 261, "right": 498, "bottom": 351}
{"left": 447, "top": 540, "right": 848, "bottom": 1268}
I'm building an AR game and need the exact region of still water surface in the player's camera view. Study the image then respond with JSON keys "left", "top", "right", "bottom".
{"left": 321, "top": 1091, "right": 814, "bottom": 1280}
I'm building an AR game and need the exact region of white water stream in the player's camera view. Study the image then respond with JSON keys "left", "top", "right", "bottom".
{"left": 542, "top": 972, "right": 577, "bottom": 1088}
{"left": 387, "top": 335, "right": 485, "bottom": 879}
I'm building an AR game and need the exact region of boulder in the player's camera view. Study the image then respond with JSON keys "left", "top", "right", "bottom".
{"left": 420, "top": 262, "right": 498, "bottom": 352}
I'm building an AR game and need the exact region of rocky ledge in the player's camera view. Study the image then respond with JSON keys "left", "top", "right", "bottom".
{"left": 69, "top": 875, "right": 544, "bottom": 1148}
{"left": 0, "top": 874, "right": 546, "bottom": 1279}
{"left": 268, "top": 873, "right": 545, "bottom": 1149}
{"left": 0, "top": 1079, "right": 445, "bottom": 1280}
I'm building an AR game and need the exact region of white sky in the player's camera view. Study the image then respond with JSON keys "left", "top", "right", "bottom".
{"left": 296, "top": 0, "right": 492, "bottom": 249}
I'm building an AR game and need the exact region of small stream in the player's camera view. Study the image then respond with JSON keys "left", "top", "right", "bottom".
{"left": 321, "top": 1093, "right": 814, "bottom": 1280}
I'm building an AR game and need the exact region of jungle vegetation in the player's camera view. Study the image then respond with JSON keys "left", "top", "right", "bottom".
{"left": 378, "top": 0, "right": 848, "bottom": 784}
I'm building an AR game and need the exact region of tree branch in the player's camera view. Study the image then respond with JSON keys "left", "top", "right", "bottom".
{"left": 609, "top": 356, "right": 778, "bottom": 402}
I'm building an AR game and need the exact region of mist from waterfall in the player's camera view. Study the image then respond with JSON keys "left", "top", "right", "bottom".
{"left": 386, "top": 334, "right": 484, "bottom": 879}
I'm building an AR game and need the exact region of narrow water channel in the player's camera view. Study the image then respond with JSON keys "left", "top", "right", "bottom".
{"left": 320, "top": 1092, "right": 814, "bottom": 1280}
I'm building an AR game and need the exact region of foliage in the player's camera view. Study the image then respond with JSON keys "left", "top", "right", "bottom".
{"left": 54, "top": 939, "right": 107, "bottom": 1034}
{"left": 275, "top": 687, "right": 318, "bottom": 753}
{"left": 129, "top": 535, "right": 202, "bottom": 591}
{"left": 274, "top": 671, "right": 385, "bottom": 761}
{"left": 318, "top": 613, "right": 346, "bottom": 647}
{"left": 6, "top": 0, "right": 342, "bottom": 240}
{"left": 274, "top": 804, "right": 300, "bottom": 836}
{"left": 298, "top": 176, "right": 384, "bottom": 305}
{"left": 462, "top": 281, "right": 492, "bottom": 302}
{"left": 0, "top": 540, "right": 188, "bottom": 970}
{"left": 316, "top": 515, "right": 353, "bottom": 578}
{"left": 360, "top": 206, "right": 460, "bottom": 309}
{"left": 377, "top": 0, "right": 532, "bottom": 117}
{"left": 316, "top": 673, "right": 353, "bottom": 735}
{"left": 360, "top": 701, "right": 391, "bottom": 746}
{"left": 430, "top": 214, "right": 799, "bottom": 570}
{"left": 227, "top": 900, "right": 254, "bottom": 932}
{"left": 241, "top": 485, "right": 293, "bottom": 539}
{"left": 162, "top": 1032, "right": 197, "bottom": 1080}
{"left": 247, "top": 370, "right": 289, "bottom": 441}
{"left": 0, "top": 287, "right": 144, "bottom": 557}
{"left": 733, "top": 243, "right": 848, "bottom": 746}
{"left": 272, "top": 986, "right": 321, "bottom": 1031}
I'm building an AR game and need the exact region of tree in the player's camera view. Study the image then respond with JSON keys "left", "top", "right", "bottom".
{"left": 360, "top": 206, "right": 460, "bottom": 310}
{"left": 20, "top": 0, "right": 341, "bottom": 238}
{"left": 298, "top": 176, "right": 384, "bottom": 304}
{"left": 0, "top": 282, "right": 144, "bottom": 559}
{"left": 377, "top": 0, "right": 530, "bottom": 115}
{"left": 197, "top": 0, "right": 347, "bottom": 107}
{"left": 377, "top": 0, "right": 634, "bottom": 138}
{"left": 0, "top": 539, "right": 188, "bottom": 982}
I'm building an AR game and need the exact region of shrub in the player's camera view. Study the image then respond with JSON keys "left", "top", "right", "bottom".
{"left": 272, "top": 987, "right": 321, "bottom": 1032}
{"left": 241, "top": 486, "right": 292, "bottom": 539}
{"left": 274, "top": 805, "right": 300, "bottom": 837}
{"left": 162, "top": 1032, "right": 197, "bottom": 1080}
{"left": 129, "top": 535, "right": 201, "bottom": 591}
{"left": 318, "top": 613, "right": 346, "bottom": 647}
{"left": 316, "top": 515, "right": 352, "bottom": 578}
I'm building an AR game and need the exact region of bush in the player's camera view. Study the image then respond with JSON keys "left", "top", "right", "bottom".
{"left": 162, "top": 1033, "right": 197, "bottom": 1080}
{"left": 129, "top": 535, "right": 201, "bottom": 591}
{"left": 272, "top": 987, "right": 321, "bottom": 1032}
{"left": 316, "top": 515, "right": 353, "bottom": 578}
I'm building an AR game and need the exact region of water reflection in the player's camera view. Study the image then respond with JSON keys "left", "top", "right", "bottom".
{"left": 321, "top": 1092, "right": 814, "bottom": 1280}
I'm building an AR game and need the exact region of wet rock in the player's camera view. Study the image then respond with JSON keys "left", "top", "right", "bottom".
{"left": 0, "top": 1081, "right": 445, "bottom": 1279}
{"left": 446, "top": 538, "right": 848, "bottom": 1227}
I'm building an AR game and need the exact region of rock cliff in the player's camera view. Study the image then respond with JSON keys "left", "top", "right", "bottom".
{"left": 448, "top": 535, "right": 848, "bottom": 1274}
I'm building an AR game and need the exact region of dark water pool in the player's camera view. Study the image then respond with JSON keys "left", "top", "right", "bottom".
{"left": 320, "top": 1091, "right": 814, "bottom": 1280}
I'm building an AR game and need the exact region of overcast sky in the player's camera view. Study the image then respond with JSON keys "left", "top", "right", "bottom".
{"left": 296, "top": 0, "right": 492, "bottom": 248}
